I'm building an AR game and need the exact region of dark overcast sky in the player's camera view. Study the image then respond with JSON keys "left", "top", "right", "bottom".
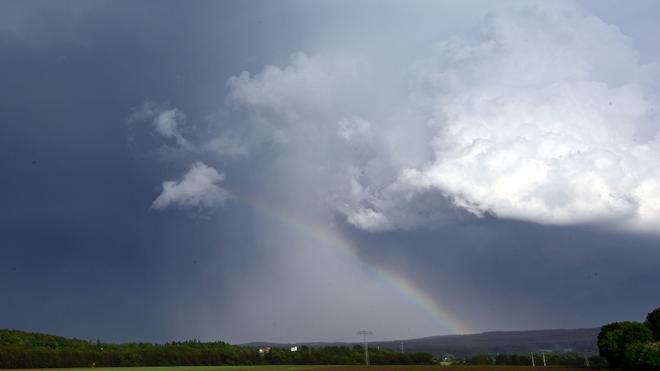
{"left": 1, "top": 0, "right": 660, "bottom": 344}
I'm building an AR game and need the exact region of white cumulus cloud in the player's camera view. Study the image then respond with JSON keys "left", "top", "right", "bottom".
{"left": 222, "top": 2, "right": 660, "bottom": 233}
{"left": 396, "top": 3, "right": 660, "bottom": 231}
{"left": 152, "top": 162, "right": 229, "bottom": 211}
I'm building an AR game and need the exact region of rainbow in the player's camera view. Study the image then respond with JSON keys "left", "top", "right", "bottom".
{"left": 230, "top": 189, "right": 470, "bottom": 336}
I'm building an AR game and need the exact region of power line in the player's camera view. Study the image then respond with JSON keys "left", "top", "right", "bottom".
{"left": 357, "top": 330, "right": 373, "bottom": 366}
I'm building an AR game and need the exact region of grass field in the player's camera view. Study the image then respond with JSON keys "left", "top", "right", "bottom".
{"left": 0, "top": 367, "right": 327, "bottom": 371}
{"left": 0, "top": 366, "right": 593, "bottom": 371}
{"left": 0, "top": 367, "right": 329, "bottom": 371}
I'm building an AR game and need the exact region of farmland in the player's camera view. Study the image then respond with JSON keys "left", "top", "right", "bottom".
{"left": 0, "top": 367, "right": 328, "bottom": 371}
{"left": 0, "top": 366, "right": 592, "bottom": 371}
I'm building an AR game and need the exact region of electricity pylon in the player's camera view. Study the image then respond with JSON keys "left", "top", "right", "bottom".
{"left": 357, "top": 330, "right": 373, "bottom": 366}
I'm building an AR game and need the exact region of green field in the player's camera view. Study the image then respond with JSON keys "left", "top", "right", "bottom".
{"left": 0, "top": 366, "right": 591, "bottom": 371}
{"left": 0, "top": 367, "right": 324, "bottom": 371}
{"left": 0, "top": 367, "right": 331, "bottom": 371}
{"left": 0, "top": 367, "right": 330, "bottom": 371}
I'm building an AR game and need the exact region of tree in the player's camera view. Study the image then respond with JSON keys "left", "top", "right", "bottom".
{"left": 598, "top": 321, "right": 654, "bottom": 368}
{"left": 645, "top": 307, "right": 660, "bottom": 341}
{"left": 624, "top": 341, "right": 660, "bottom": 371}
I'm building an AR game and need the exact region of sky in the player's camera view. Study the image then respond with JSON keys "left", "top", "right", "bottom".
{"left": 1, "top": 0, "right": 660, "bottom": 344}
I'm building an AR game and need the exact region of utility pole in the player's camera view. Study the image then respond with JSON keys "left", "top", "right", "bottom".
{"left": 357, "top": 330, "right": 373, "bottom": 366}
{"left": 542, "top": 352, "right": 546, "bottom": 367}
{"left": 531, "top": 352, "right": 535, "bottom": 367}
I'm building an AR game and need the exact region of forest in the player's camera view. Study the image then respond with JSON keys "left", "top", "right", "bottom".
{"left": 0, "top": 330, "right": 432, "bottom": 368}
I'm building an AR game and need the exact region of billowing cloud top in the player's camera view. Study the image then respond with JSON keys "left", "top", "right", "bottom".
{"left": 402, "top": 3, "right": 660, "bottom": 230}
{"left": 150, "top": 2, "right": 660, "bottom": 233}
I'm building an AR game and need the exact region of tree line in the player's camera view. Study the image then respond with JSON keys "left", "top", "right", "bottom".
{"left": 597, "top": 306, "right": 660, "bottom": 370}
{"left": 0, "top": 329, "right": 432, "bottom": 368}
{"left": 261, "top": 345, "right": 432, "bottom": 365}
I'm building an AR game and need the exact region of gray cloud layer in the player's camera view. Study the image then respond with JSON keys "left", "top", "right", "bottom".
{"left": 2, "top": 0, "right": 660, "bottom": 344}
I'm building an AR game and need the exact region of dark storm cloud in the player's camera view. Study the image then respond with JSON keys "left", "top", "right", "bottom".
{"left": 0, "top": 0, "right": 267, "bottom": 342}
{"left": 346, "top": 220, "right": 660, "bottom": 333}
{"left": 1, "top": 0, "right": 659, "bottom": 344}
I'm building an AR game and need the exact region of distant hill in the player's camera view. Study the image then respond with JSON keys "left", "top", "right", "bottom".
{"left": 1, "top": 326, "right": 600, "bottom": 358}
{"left": 244, "top": 327, "right": 601, "bottom": 357}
